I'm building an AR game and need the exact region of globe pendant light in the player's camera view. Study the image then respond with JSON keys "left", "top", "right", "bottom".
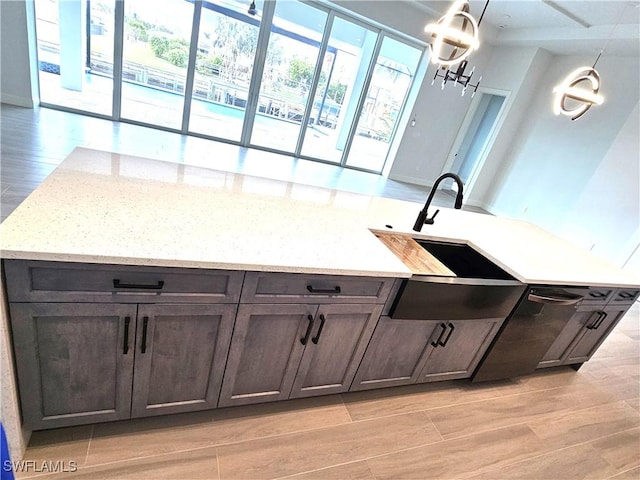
{"left": 552, "top": 54, "right": 604, "bottom": 121}
{"left": 425, "top": 0, "right": 481, "bottom": 67}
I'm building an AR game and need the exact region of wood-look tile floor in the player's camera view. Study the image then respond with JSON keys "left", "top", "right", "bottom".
{"left": 3, "top": 104, "right": 639, "bottom": 479}
{"left": 13, "top": 302, "right": 639, "bottom": 480}
{"left": 0, "top": 104, "right": 486, "bottom": 223}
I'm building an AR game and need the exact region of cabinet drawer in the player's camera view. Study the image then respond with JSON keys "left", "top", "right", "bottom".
{"left": 610, "top": 289, "right": 640, "bottom": 305}
{"left": 580, "top": 287, "right": 615, "bottom": 305}
{"left": 240, "top": 271, "right": 395, "bottom": 304}
{"left": 4, "top": 260, "right": 244, "bottom": 304}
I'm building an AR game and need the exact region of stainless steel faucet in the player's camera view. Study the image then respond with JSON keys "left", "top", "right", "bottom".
{"left": 413, "top": 173, "right": 464, "bottom": 232}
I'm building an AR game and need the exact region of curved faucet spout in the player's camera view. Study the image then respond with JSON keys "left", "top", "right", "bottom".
{"left": 412, "top": 173, "right": 464, "bottom": 232}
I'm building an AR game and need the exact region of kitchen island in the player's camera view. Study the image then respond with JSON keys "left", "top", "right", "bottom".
{"left": 1, "top": 148, "right": 638, "bottom": 434}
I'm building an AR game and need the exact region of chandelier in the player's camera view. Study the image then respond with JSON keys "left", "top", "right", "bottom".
{"left": 432, "top": 59, "right": 481, "bottom": 97}
{"left": 426, "top": 0, "right": 489, "bottom": 97}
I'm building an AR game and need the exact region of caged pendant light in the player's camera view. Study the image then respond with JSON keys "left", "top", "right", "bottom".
{"left": 552, "top": 2, "right": 632, "bottom": 120}
{"left": 552, "top": 52, "right": 604, "bottom": 121}
{"left": 426, "top": 0, "right": 489, "bottom": 97}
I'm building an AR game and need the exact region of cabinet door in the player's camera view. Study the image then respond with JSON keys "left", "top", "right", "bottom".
{"left": 131, "top": 304, "right": 236, "bottom": 417}
{"left": 290, "top": 304, "right": 383, "bottom": 399}
{"left": 418, "top": 318, "right": 503, "bottom": 383}
{"left": 350, "top": 317, "right": 441, "bottom": 391}
{"left": 218, "top": 304, "right": 317, "bottom": 407}
{"left": 564, "top": 306, "right": 628, "bottom": 365}
{"left": 537, "top": 306, "right": 602, "bottom": 369}
{"left": 9, "top": 303, "right": 136, "bottom": 430}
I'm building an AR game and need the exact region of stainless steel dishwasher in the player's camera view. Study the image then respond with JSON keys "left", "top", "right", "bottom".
{"left": 472, "top": 286, "right": 587, "bottom": 382}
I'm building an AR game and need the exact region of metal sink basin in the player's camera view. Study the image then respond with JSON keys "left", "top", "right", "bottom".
{"left": 391, "top": 240, "right": 525, "bottom": 321}
{"left": 415, "top": 240, "right": 514, "bottom": 281}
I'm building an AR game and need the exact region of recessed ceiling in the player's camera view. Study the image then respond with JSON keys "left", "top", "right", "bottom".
{"left": 413, "top": 0, "right": 640, "bottom": 56}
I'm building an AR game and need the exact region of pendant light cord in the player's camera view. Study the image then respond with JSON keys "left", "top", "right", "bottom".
{"left": 477, "top": 0, "right": 490, "bottom": 27}
{"left": 594, "top": 3, "right": 630, "bottom": 68}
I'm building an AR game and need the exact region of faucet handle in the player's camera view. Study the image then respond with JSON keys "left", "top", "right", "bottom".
{"left": 425, "top": 209, "right": 440, "bottom": 225}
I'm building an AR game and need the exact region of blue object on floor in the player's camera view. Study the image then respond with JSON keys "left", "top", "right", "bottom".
{"left": 1, "top": 423, "right": 14, "bottom": 480}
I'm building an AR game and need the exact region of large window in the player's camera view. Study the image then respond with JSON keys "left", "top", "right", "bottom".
{"left": 33, "top": 0, "right": 425, "bottom": 174}
{"left": 346, "top": 36, "right": 422, "bottom": 171}
{"left": 249, "top": 1, "right": 327, "bottom": 152}
{"left": 119, "top": 0, "right": 194, "bottom": 129}
{"left": 35, "top": 0, "right": 115, "bottom": 115}
{"left": 299, "top": 16, "right": 377, "bottom": 164}
{"left": 188, "top": 1, "right": 263, "bottom": 141}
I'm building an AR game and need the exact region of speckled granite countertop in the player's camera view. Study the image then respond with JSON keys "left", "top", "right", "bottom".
{"left": 1, "top": 148, "right": 638, "bottom": 288}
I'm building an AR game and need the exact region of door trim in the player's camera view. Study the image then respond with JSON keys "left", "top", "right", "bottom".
{"left": 441, "top": 87, "right": 511, "bottom": 197}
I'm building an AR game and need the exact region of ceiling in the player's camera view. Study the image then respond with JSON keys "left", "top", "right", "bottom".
{"left": 412, "top": 0, "right": 640, "bottom": 56}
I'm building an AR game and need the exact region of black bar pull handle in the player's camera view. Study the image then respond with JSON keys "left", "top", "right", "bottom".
{"left": 141, "top": 316, "right": 149, "bottom": 353}
{"left": 439, "top": 322, "right": 455, "bottom": 347}
{"left": 431, "top": 323, "right": 447, "bottom": 347}
{"left": 113, "top": 279, "right": 165, "bottom": 290}
{"left": 586, "top": 312, "right": 602, "bottom": 330}
{"left": 586, "top": 312, "right": 599, "bottom": 329}
{"left": 312, "top": 314, "right": 326, "bottom": 344}
{"left": 619, "top": 291, "right": 635, "bottom": 299}
{"left": 123, "top": 316, "right": 130, "bottom": 354}
{"left": 306, "top": 285, "right": 341, "bottom": 295}
{"left": 301, "top": 315, "right": 314, "bottom": 345}
{"left": 588, "top": 311, "right": 607, "bottom": 330}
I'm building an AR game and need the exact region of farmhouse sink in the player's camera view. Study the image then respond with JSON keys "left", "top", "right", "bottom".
{"left": 387, "top": 239, "right": 526, "bottom": 321}
{"left": 414, "top": 240, "right": 514, "bottom": 281}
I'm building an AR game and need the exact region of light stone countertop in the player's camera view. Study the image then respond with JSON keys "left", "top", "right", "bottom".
{"left": 1, "top": 148, "right": 639, "bottom": 288}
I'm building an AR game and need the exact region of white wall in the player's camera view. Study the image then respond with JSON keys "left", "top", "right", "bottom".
{"left": 486, "top": 53, "right": 640, "bottom": 266}
{"left": 331, "top": 0, "right": 433, "bottom": 41}
{"left": 388, "top": 45, "right": 493, "bottom": 186}
{"left": 0, "top": 0, "right": 39, "bottom": 107}
{"left": 466, "top": 47, "right": 552, "bottom": 208}
{"left": 554, "top": 102, "right": 639, "bottom": 268}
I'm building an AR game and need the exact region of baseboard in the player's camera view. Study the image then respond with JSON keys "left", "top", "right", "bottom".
{"left": 387, "top": 173, "right": 433, "bottom": 188}
{"left": 1, "top": 93, "right": 35, "bottom": 108}
{"left": 464, "top": 198, "right": 494, "bottom": 213}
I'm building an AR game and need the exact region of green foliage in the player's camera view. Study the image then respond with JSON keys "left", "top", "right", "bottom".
{"left": 327, "top": 83, "right": 347, "bottom": 104}
{"left": 287, "top": 57, "right": 314, "bottom": 87}
{"left": 168, "top": 38, "right": 188, "bottom": 50}
{"left": 166, "top": 48, "right": 188, "bottom": 67}
{"left": 196, "top": 53, "right": 223, "bottom": 75}
{"left": 150, "top": 35, "right": 188, "bottom": 67}
{"left": 126, "top": 17, "right": 149, "bottom": 41}
{"left": 150, "top": 36, "right": 170, "bottom": 57}
{"left": 213, "top": 17, "right": 258, "bottom": 59}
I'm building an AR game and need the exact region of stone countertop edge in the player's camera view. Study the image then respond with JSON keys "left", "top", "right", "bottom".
{"left": 1, "top": 147, "right": 639, "bottom": 289}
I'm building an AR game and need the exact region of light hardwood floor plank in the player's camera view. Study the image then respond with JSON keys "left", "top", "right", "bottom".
{"left": 526, "top": 401, "right": 640, "bottom": 450}
{"left": 216, "top": 411, "right": 440, "bottom": 479}
{"left": 590, "top": 427, "right": 640, "bottom": 474}
{"left": 85, "top": 411, "right": 216, "bottom": 467}
{"left": 466, "top": 443, "right": 617, "bottom": 480}
{"left": 427, "top": 382, "right": 615, "bottom": 440}
{"left": 365, "top": 424, "right": 548, "bottom": 480}
{"left": 16, "top": 447, "right": 219, "bottom": 480}
{"left": 209, "top": 395, "right": 352, "bottom": 446}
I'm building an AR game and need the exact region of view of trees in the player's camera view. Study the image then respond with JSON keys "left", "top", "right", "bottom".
{"left": 119, "top": 8, "right": 353, "bottom": 111}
